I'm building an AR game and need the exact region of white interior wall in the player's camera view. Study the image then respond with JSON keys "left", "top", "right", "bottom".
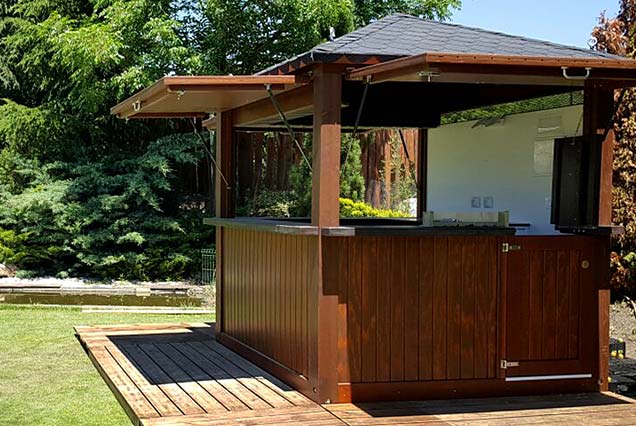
{"left": 427, "top": 105, "right": 583, "bottom": 235}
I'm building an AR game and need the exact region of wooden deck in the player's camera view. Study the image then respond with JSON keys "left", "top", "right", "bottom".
{"left": 76, "top": 323, "right": 636, "bottom": 426}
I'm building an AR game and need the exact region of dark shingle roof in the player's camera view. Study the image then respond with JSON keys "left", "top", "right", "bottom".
{"left": 260, "top": 13, "right": 623, "bottom": 74}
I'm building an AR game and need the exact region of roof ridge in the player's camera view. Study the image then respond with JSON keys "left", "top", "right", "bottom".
{"left": 394, "top": 13, "right": 613, "bottom": 59}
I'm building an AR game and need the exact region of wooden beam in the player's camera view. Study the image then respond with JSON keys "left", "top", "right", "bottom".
{"left": 583, "top": 82, "right": 615, "bottom": 226}
{"left": 215, "top": 111, "right": 235, "bottom": 218}
{"left": 583, "top": 82, "right": 615, "bottom": 393}
{"left": 214, "top": 110, "right": 235, "bottom": 337}
{"left": 310, "top": 65, "right": 342, "bottom": 405}
{"left": 311, "top": 68, "right": 342, "bottom": 227}
{"left": 233, "top": 84, "right": 314, "bottom": 127}
{"left": 416, "top": 129, "right": 428, "bottom": 219}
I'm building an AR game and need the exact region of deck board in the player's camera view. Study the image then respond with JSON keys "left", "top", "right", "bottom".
{"left": 76, "top": 322, "right": 636, "bottom": 426}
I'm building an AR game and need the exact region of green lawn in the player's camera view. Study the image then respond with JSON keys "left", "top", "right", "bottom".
{"left": 0, "top": 304, "right": 213, "bottom": 426}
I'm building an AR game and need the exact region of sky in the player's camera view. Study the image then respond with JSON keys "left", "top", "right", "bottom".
{"left": 451, "top": 0, "right": 619, "bottom": 48}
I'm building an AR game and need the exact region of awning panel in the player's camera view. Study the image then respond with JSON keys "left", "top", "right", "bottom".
{"left": 111, "top": 75, "right": 299, "bottom": 119}
{"left": 348, "top": 52, "right": 636, "bottom": 87}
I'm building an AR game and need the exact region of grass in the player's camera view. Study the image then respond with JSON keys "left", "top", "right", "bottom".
{"left": 0, "top": 304, "right": 214, "bottom": 426}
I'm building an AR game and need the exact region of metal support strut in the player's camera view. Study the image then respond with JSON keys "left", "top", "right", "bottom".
{"left": 190, "top": 119, "right": 231, "bottom": 190}
{"left": 603, "top": 88, "right": 627, "bottom": 140}
{"left": 398, "top": 129, "right": 418, "bottom": 184}
{"left": 342, "top": 76, "right": 371, "bottom": 175}
{"left": 265, "top": 84, "right": 313, "bottom": 173}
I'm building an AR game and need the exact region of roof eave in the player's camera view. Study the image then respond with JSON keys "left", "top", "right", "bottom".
{"left": 110, "top": 75, "right": 298, "bottom": 119}
{"left": 348, "top": 52, "right": 636, "bottom": 86}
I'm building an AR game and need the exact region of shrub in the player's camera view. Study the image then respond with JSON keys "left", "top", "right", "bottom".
{"left": 290, "top": 133, "right": 366, "bottom": 216}
{"left": 236, "top": 190, "right": 296, "bottom": 217}
{"left": 0, "top": 134, "right": 214, "bottom": 281}
{"left": 340, "top": 198, "right": 410, "bottom": 218}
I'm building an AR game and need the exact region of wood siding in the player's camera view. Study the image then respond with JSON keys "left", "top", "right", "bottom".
{"left": 324, "top": 236, "right": 499, "bottom": 385}
{"left": 222, "top": 229, "right": 315, "bottom": 378}
{"left": 220, "top": 230, "right": 606, "bottom": 403}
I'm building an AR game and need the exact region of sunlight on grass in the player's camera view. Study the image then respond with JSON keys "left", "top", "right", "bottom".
{"left": 0, "top": 305, "right": 214, "bottom": 426}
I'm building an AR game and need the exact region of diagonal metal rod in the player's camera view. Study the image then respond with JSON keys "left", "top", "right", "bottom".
{"left": 603, "top": 88, "right": 627, "bottom": 140}
{"left": 190, "top": 119, "right": 231, "bottom": 190}
{"left": 398, "top": 129, "right": 418, "bottom": 183}
{"left": 343, "top": 79, "right": 370, "bottom": 175}
{"left": 265, "top": 84, "right": 313, "bottom": 172}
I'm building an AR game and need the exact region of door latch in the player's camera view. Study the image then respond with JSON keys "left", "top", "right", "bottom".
{"left": 501, "top": 243, "right": 521, "bottom": 253}
{"left": 500, "top": 360, "right": 520, "bottom": 369}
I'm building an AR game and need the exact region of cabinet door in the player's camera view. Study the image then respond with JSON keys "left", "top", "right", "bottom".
{"left": 501, "top": 237, "right": 596, "bottom": 379}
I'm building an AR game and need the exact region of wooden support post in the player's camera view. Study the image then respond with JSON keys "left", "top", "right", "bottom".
{"left": 583, "top": 81, "right": 614, "bottom": 392}
{"left": 236, "top": 132, "right": 253, "bottom": 202}
{"left": 309, "top": 65, "right": 342, "bottom": 404}
{"left": 311, "top": 66, "right": 342, "bottom": 227}
{"left": 214, "top": 110, "right": 235, "bottom": 336}
{"left": 216, "top": 110, "right": 235, "bottom": 218}
{"left": 416, "top": 129, "right": 428, "bottom": 219}
{"left": 583, "top": 81, "right": 615, "bottom": 226}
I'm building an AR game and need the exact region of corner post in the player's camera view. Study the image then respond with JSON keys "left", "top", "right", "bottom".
{"left": 310, "top": 64, "right": 342, "bottom": 403}
{"left": 584, "top": 81, "right": 614, "bottom": 391}
{"left": 311, "top": 65, "right": 342, "bottom": 227}
{"left": 214, "top": 110, "right": 235, "bottom": 336}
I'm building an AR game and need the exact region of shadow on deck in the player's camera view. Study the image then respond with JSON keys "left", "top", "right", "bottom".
{"left": 75, "top": 323, "right": 636, "bottom": 426}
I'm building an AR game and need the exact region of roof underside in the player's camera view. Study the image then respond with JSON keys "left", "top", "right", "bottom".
{"left": 110, "top": 75, "right": 298, "bottom": 119}
{"left": 260, "top": 13, "right": 626, "bottom": 75}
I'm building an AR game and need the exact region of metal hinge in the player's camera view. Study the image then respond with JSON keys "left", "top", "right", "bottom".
{"left": 501, "top": 243, "right": 521, "bottom": 253}
{"left": 500, "top": 360, "right": 520, "bottom": 369}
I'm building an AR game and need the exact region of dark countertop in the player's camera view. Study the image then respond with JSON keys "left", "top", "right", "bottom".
{"left": 203, "top": 217, "right": 517, "bottom": 237}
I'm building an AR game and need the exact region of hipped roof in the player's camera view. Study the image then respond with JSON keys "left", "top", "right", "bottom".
{"left": 112, "top": 14, "right": 636, "bottom": 120}
{"left": 260, "top": 13, "right": 626, "bottom": 75}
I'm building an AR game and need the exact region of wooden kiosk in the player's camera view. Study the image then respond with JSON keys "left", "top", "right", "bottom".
{"left": 112, "top": 15, "right": 636, "bottom": 404}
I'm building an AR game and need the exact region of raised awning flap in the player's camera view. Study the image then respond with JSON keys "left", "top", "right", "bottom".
{"left": 110, "top": 75, "right": 299, "bottom": 119}
{"left": 348, "top": 52, "right": 636, "bottom": 87}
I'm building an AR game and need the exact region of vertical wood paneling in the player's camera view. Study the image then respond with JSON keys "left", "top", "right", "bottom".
{"left": 528, "top": 251, "right": 544, "bottom": 359}
{"left": 222, "top": 229, "right": 312, "bottom": 378}
{"left": 505, "top": 242, "right": 587, "bottom": 366}
{"left": 460, "top": 239, "right": 476, "bottom": 379}
{"left": 390, "top": 238, "right": 406, "bottom": 381}
{"left": 348, "top": 238, "right": 363, "bottom": 382}
{"left": 333, "top": 237, "right": 349, "bottom": 384}
{"left": 328, "top": 235, "right": 499, "bottom": 385}
{"left": 556, "top": 250, "right": 570, "bottom": 359}
{"left": 432, "top": 237, "right": 448, "bottom": 380}
{"left": 507, "top": 250, "right": 526, "bottom": 361}
{"left": 487, "top": 238, "right": 498, "bottom": 379}
{"left": 376, "top": 239, "right": 391, "bottom": 382}
{"left": 474, "top": 237, "right": 490, "bottom": 379}
{"left": 568, "top": 250, "right": 581, "bottom": 359}
{"left": 300, "top": 236, "right": 308, "bottom": 377}
{"left": 404, "top": 238, "right": 420, "bottom": 381}
{"left": 543, "top": 252, "right": 558, "bottom": 359}
{"left": 224, "top": 232, "right": 596, "bottom": 389}
{"left": 361, "top": 238, "right": 378, "bottom": 382}
{"left": 446, "top": 238, "right": 463, "bottom": 380}
{"left": 418, "top": 238, "right": 434, "bottom": 381}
